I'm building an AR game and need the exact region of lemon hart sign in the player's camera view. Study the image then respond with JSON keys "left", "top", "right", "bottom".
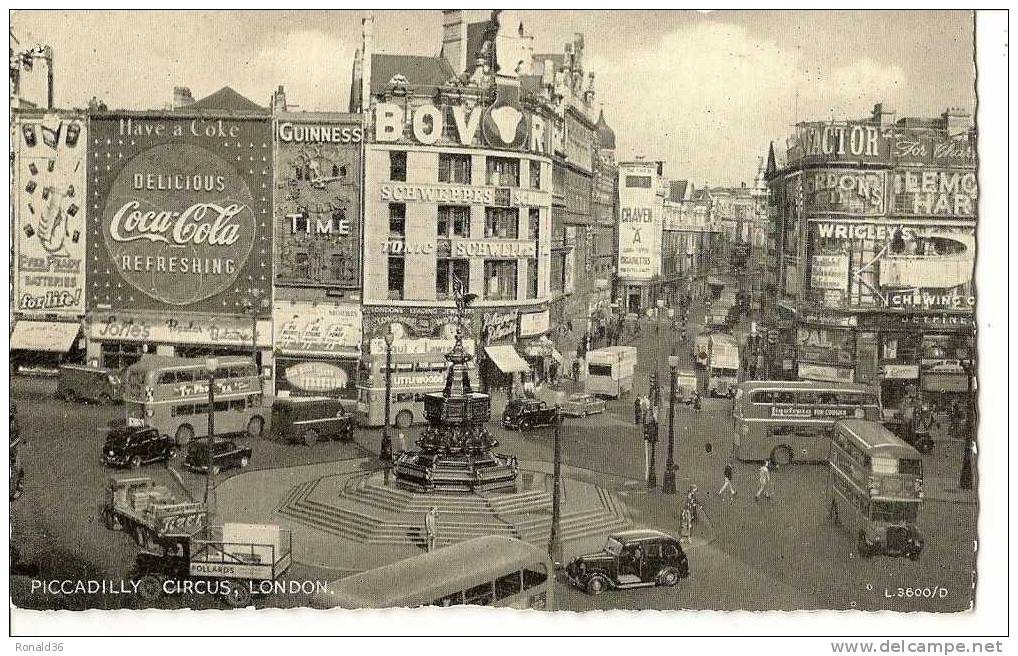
{"left": 87, "top": 114, "right": 273, "bottom": 312}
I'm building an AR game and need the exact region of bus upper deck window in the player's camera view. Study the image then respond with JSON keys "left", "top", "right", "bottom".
{"left": 775, "top": 392, "right": 795, "bottom": 404}
{"left": 158, "top": 372, "right": 176, "bottom": 385}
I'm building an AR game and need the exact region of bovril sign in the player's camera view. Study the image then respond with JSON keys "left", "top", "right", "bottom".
{"left": 372, "top": 102, "right": 549, "bottom": 154}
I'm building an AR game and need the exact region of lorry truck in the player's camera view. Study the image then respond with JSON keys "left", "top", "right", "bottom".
{"left": 584, "top": 346, "right": 637, "bottom": 398}
{"left": 101, "top": 477, "right": 207, "bottom": 551}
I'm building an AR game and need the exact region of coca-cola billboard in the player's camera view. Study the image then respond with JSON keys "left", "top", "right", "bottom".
{"left": 88, "top": 115, "right": 273, "bottom": 311}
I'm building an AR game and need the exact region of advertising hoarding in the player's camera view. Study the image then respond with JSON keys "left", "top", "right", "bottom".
{"left": 273, "top": 302, "right": 362, "bottom": 356}
{"left": 13, "top": 112, "right": 88, "bottom": 316}
{"left": 87, "top": 114, "right": 273, "bottom": 312}
{"left": 274, "top": 116, "right": 362, "bottom": 288}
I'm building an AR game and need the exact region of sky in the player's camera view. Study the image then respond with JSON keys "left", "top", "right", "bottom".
{"left": 11, "top": 9, "right": 976, "bottom": 187}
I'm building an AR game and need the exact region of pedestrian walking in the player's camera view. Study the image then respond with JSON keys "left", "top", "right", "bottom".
{"left": 652, "top": 384, "right": 662, "bottom": 409}
{"left": 755, "top": 460, "right": 772, "bottom": 500}
{"left": 572, "top": 358, "right": 581, "bottom": 382}
{"left": 397, "top": 431, "right": 408, "bottom": 454}
{"left": 718, "top": 461, "right": 736, "bottom": 497}
{"left": 684, "top": 484, "right": 701, "bottom": 523}
{"left": 640, "top": 394, "right": 651, "bottom": 424}
{"left": 380, "top": 432, "right": 393, "bottom": 486}
{"left": 693, "top": 390, "right": 702, "bottom": 411}
{"left": 634, "top": 396, "right": 643, "bottom": 425}
{"left": 424, "top": 506, "right": 439, "bottom": 552}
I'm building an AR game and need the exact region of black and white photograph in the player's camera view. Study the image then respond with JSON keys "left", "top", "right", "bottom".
{"left": 6, "top": 5, "right": 1010, "bottom": 647}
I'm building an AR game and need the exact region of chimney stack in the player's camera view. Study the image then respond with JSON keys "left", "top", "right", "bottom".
{"left": 173, "top": 86, "right": 194, "bottom": 110}
{"left": 441, "top": 10, "right": 466, "bottom": 74}
{"left": 941, "top": 106, "right": 971, "bottom": 138}
{"left": 871, "top": 102, "right": 896, "bottom": 127}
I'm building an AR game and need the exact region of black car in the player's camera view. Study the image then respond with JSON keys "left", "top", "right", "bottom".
{"left": 271, "top": 397, "right": 354, "bottom": 446}
{"left": 182, "top": 438, "right": 252, "bottom": 475}
{"left": 103, "top": 427, "right": 176, "bottom": 469}
{"left": 501, "top": 398, "right": 562, "bottom": 431}
{"left": 565, "top": 529, "right": 689, "bottom": 595}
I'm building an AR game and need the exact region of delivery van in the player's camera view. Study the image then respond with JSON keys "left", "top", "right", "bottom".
{"left": 55, "top": 364, "right": 122, "bottom": 404}
{"left": 584, "top": 346, "right": 637, "bottom": 398}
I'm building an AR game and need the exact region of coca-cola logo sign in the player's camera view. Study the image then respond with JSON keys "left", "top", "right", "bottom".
{"left": 101, "top": 142, "right": 256, "bottom": 306}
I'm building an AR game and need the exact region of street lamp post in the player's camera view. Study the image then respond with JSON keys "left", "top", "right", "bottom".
{"left": 240, "top": 288, "right": 269, "bottom": 385}
{"left": 548, "top": 404, "right": 563, "bottom": 565}
{"left": 204, "top": 357, "right": 219, "bottom": 527}
{"left": 383, "top": 329, "right": 395, "bottom": 442}
{"left": 959, "top": 359, "right": 976, "bottom": 490}
{"left": 662, "top": 349, "right": 679, "bottom": 494}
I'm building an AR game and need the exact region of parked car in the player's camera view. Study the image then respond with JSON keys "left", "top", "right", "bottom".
{"left": 565, "top": 529, "right": 689, "bottom": 595}
{"left": 560, "top": 393, "right": 607, "bottom": 417}
{"left": 183, "top": 438, "right": 252, "bottom": 475}
{"left": 271, "top": 397, "right": 354, "bottom": 446}
{"left": 103, "top": 426, "right": 176, "bottom": 469}
{"left": 501, "top": 398, "right": 562, "bottom": 431}
{"left": 55, "top": 364, "right": 122, "bottom": 404}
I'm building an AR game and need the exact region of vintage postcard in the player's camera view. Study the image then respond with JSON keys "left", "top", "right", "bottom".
{"left": 7, "top": 7, "right": 1002, "bottom": 638}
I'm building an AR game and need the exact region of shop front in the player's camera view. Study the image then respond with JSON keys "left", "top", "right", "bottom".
{"left": 516, "top": 308, "right": 562, "bottom": 384}
{"left": 85, "top": 113, "right": 274, "bottom": 380}
{"left": 475, "top": 307, "right": 526, "bottom": 395}
{"left": 273, "top": 301, "right": 362, "bottom": 400}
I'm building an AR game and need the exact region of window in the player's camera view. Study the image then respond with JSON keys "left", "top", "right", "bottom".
{"left": 527, "top": 208, "right": 540, "bottom": 240}
{"left": 774, "top": 392, "right": 796, "bottom": 404}
{"left": 389, "top": 203, "right": 406, "bottom": 235}
{"left": 387, "top": 256, "right": 405, "bottom": 300}
{"left": 484, "top": 260, "right": 518, "bottom": 301}
{"left": 437, "top": 205, "right": 470, "bottom": 238}
{"left": 495, "top": 571, "right": 523, "bottom": 600}
{"left": 438, "top": 153, "right": 471, "bottom": 184}
{"left": 485, "top": 207, "right": 519, "bottom": 239}
{"left": 436, "top": 258, "right": 470, "bottom": 300}
{"left": 526, "top": 257, "right": 538, "bottom": 299}
{"left": 158, "top": 371, "right": 176, "bottom": 385}
{"left": 529, "top": 160, "right": 542, "bottom": 189}
{"left": 625, "top": 175, "right": 652, "bottom": 188}
{"left": 395, "top": 393, "right": 416, "bottom": 403}
{"left": 588, "top": 363, "right": 612, "bottom": 377}
{"left": 751, "top": 391, "right": 775, "bottom": 404}
{"left": 175, "top": 369, "right": 195, "bottom": 383}
{"left": 486, "top": 157, "right": 520, "bottom": 187}
{"left": 171, "top": 404, "right": 194, "bottom": 418}
{"left": 213, "top": 400, "right": 229, "bottom": 413}
{"left": 389, "top": 151, "right": 407, "bottom": 181}
{"left": 464, "top": 582, "right": 494, "bottom": 606}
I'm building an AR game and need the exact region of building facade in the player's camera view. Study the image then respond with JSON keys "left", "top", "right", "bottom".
{"left": 616, "top": 159, "right": 665, "bottom": 314}
{"left": 352, "top": 11, "right": 558, "bottom": 394}
{"left": 764, "top": 103, "right": 977, "bottom": 414}
{"left": 271, "top": 109, "right": 365, "bottom": 400}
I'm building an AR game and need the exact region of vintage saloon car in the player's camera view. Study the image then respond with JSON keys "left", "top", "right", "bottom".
{"left": 182, "top": 438, "right": 252, "bottom": 475}
{"left": 559, "top": 393, "right": 608, "bottom": 417}
{"left": 565, "top": 529, "right": 689, "bottom": 595}
{"left": 103, "top": 426, "right": 176, "bottom": 469}
{"left": 501, "top": 398, "right": 562, "bottom": 431}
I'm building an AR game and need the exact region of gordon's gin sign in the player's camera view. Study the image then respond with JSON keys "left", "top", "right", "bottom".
{"left": 89, "top": 116, "right": 273, "bottom": 311}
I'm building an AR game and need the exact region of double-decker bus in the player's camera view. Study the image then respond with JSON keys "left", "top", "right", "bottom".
{"left": 121, "top": 356, "right": 268, "bottom": 445}
{"left": 827, "top": 419, "right": 924, "bottom": 560}
{"left": 732, "top": 380, "right": 882, "bottom": 464}
{"left": 310, "top": 535, "right": 554, "bottom": 610}
{"left": 356, "top": 337, "right": 477, "bottom": 428}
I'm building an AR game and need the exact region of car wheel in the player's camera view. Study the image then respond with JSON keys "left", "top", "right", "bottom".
{"left": 175, "top": 425, "right": 195, "bottom": 447}
{"left": 240, "top": 456, "right": 250, "bottom": 469}
{"left": 395, "top": 410, "right": 413, "bottom": 429}
{"left": 129, "top": 455, "right": 142, "bottom": 470}
{"left": 222, "top": 580, "right": 252, "bottom": 608}
{"left": 657, "top": 568, "right": 680, "bottom": 587}
{"left": 136, "top": 574, "right": 165, "bottom": 603}
{"left": 771, "top": 445, "right": 793, "bottom": 466}
{"left": 519, "top": 419, "right": 531, "bottom": 431}
{"left": 585, "top": 574, "right": 608, "bottom": 595}
{"left": 99, "top": 393, "right": 112, "bottom": 405}
{"left": 246, "top": 416, "right": 264, "bottom": 439}
{"left": 302, "top": 429, "right": 319, "bottom": 447}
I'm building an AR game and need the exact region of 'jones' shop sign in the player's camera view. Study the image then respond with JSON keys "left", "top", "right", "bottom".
{"left": 88, "top": 115, "right": 273, "bottom": 312}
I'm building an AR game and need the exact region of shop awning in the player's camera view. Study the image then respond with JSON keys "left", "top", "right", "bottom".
{"left": 10, "top": 320, "right": 80, "bottom": 352}
{"left": 484, "top": 345, "right": 531, "bottom": 374}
